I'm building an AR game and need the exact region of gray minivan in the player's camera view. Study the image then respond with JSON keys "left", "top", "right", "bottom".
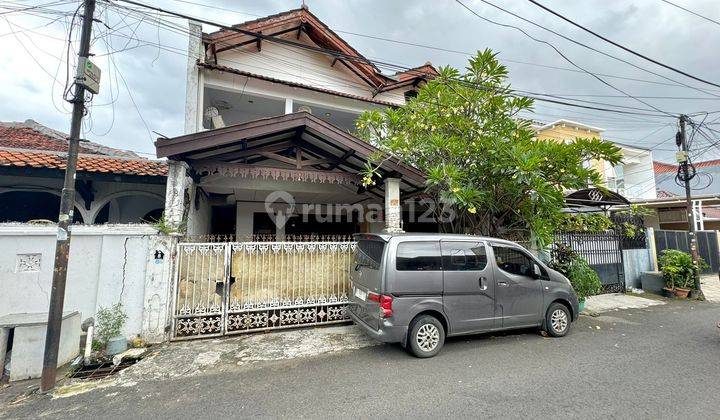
{"left": 347, "top": 233, "right": 579, "bottom": 357}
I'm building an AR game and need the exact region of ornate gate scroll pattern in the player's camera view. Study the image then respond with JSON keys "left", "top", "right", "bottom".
{"left": 226, "top": 241, "right": 356, "bottom": 334}
{"left": 171, "top": 241, "right": 356, "bottom": 339}
{"left": 172, "top": 243, "right": 229, "bottom": 339}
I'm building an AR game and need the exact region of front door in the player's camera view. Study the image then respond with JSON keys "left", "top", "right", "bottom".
{"left": 490, "top": 245, "right": 542, "bottom": 328}
{"left": 441, "top": 241, "right": 496, "bottom": 334}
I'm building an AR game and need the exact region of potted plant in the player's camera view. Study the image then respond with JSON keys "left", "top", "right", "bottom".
{"left": 658, "top": 249, "right": 708, "bottom": 299}
{"left": 95, "top": 303, "right": 129, "bottom": 356}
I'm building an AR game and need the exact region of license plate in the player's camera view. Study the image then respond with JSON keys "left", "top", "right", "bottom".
{"left": 354, "top": 287, "right": 367, "bottom": 301}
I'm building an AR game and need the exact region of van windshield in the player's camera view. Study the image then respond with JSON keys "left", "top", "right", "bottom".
{"left": 355, "top": 240, "right": 386, "bottom": 270}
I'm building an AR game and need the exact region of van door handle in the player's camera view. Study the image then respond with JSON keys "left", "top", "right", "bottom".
{"left": 497, "top": 281, "right": 509, "bottom": 287}
{"left": 478, "top": 276, "right": 487, "bottom": 290}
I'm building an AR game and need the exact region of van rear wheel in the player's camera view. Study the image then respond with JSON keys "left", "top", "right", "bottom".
{"left": 407, "top": 315, "right": 445, "bottom": 358}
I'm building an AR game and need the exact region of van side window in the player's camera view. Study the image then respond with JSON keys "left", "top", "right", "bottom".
{"left": 396, "top": 242, "right": 442, "bottom": 271}
{"left": 492, "top": 246, "right": 534, "bottom": 277}
{"left": 442, "top": 242, "right": 487, "bottom": 271}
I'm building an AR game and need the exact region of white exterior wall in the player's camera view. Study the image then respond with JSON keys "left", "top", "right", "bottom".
{"left": 215, "top": 32, "right": 406, "bottom": 105}
{"left": 192, "top": 30, "right": 409, "bottom": 136}
{"left": 621, "top": 147, "right": 656, "bottom": 200}
{"left": 0, "top": 224, "right": 171, "bottom": 342}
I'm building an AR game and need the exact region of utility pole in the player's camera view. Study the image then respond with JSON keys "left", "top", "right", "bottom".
{"left": 678, "top": 115, "right": 704, "bottom": 299}
{"left": 40, "top": 0, "right": 96, "bottom": 392}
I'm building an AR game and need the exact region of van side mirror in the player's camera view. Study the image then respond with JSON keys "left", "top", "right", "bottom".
{"left": 532, "top": 264, "right": 542, "bottom": 279}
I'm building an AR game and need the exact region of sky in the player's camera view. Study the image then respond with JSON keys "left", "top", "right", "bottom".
{"left": 1, "top": 0, "right": 720, "bottom": 163}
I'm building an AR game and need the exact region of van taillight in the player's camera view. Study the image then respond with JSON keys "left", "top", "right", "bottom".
{"left": 368, "top": 292, "right": 393, "bottom": 318}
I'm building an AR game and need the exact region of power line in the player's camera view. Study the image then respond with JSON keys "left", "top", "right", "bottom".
{"left": 104, "top": 0, "right": 673, "bottom": 118}
{"left": 526, "top": 0, "right": 720, "bottom": 89}
{"left": 659, "top": 0, "right": 720, "bottom": 28}
{"left": 455, "top": 0, "right": 674, "bottom": 116}
{"left": 468, "top": 0, "right": 720, "bottom": 100}
{"left": 151, "top": 0, "right": 720, "bottom": 95}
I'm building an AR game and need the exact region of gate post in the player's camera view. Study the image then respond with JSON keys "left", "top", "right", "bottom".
{"left": 647, "top": 227, "right": 658, "bottom": 271}
{"left": 141, "top": 234, "right": 177, "bottom": 343}
{"left": 221, "top": 242, "right": 232, "bottom": 335}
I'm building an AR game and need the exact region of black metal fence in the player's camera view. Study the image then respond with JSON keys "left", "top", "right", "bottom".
{"left": 654, "top": 230, "right": 719, "bottom": 274}
{"left": 553, "top": 231, "right": 625, "bottom": 293}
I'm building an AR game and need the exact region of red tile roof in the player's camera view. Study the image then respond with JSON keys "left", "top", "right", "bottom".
{"left": 653, "top": 161, "right": 677, "bottom": 174}
{"left": 0, "top": 120, "right": 166, "bottom": 177}
{"left": 0, "top": 126, "right": 97, "bottom": 154}
{"left": 0, "top": 148, "right": 167, "bottom": 177}
{"left": 702, "top": 207, "right": 720, "bottom": 219}
{"left": 655, "top": 159, "right": 720, "bottom": 174}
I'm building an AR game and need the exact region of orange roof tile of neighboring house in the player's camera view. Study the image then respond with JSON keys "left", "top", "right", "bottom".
{"left": 653, "top": 161, "right": 677, "bottom": 174}
{"left": 701, "top": 206, "right": 720, "bottom": 219}
{"left": 0, "top": 119, "right": 166, "bottom": 177}
{"left": 655, "top": 159, "right": 720, "bottom": 174}
{"left": 0, "top": 126, "right": 97, "bottom": 154}
{"left": 0, "top": 119, "right": 139, "bottom": 157}
{"left": 0, "top": 148, "right": 167, "bottom": 177}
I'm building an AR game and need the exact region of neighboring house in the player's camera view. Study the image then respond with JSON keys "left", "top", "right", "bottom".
{"left": 166, "top": 5, "right": 434, "bottom": 240}
{"left": 633, "top": 160, "right": 720, "bottom": 231}
{"left": 0, "top": 120, "right": 170, "bottom": 351}
{"left": 533, "top": 119, "right": 656, "bottom": 201}
{"left": 0, "top": 119, "right": 167, "bottom": 224}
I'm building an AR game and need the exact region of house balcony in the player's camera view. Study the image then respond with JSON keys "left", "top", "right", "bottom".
{"left": 202, "top": 86, "right": 380, "bottom": 136}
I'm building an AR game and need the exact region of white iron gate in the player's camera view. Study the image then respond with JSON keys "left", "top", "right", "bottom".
{"left": 171, "top": 241, "right": 356, "bottom": 340}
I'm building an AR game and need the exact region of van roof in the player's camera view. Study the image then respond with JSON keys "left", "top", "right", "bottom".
{"left": 352, "top": 232, "right": 523, "bottom": 246}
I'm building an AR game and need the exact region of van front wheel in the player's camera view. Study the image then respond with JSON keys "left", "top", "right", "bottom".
{"left": 544, "top": 302, "right": 571, "bottom": 337}
{"left": 408, "top": 315, "right": 445, "bottom": 358}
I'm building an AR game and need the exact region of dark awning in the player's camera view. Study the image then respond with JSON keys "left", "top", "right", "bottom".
{"left": 565, "top": 188, "right": 630, "bottom": 208}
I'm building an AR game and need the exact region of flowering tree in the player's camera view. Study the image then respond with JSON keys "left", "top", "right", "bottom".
{"left": 356, "top": 49, "right": 622, "bottom": 247}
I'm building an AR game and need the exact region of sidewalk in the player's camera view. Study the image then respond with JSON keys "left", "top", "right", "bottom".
{"left": 583, "top": 293, "right": 665, "bottom": 315}
{"left": 46, "top": 324, "right": 378, "bottom": 398}
{"left": 700, "top": 274, "right": 720, "bottom": 303}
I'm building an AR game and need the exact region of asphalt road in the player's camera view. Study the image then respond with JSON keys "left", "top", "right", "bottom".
{"left": 2, "top": 299, "right": 720, "bottom": 419}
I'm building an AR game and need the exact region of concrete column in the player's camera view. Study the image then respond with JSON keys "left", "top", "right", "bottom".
{"left": 164, "top": 161, "right": 192, "bottom": 233}
{"left": 647, "top": 227, "right": 659, "bottom": 271}
{"left": 184, "top": 21, "right": 203, "bottom": 134}
{"left": 284, "top": 98, "right": 294, "bottom": 114}
{"left": 0, "top": 327, "right": 8, "bottom": 373}
{"left": 383, "top": 178, "right": 404, "bottom": 233}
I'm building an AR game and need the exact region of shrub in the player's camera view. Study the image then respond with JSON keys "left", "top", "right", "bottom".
{"left": 658, "top": 249, "right": 707, "bottom": 290}
{"left": 557, "top": 213, "right": 614, "bottom": 233}
{"left": 567, "top": 259, "right": 603, "bottom": 301}
{"left": 95, "top": 303, "right": 128, "bottom": 345}
{"left": 549, "top": 243, "right": 577, "bottom": 276}
{"left": 550, "top": 244, "right": 602, "bottom": 301}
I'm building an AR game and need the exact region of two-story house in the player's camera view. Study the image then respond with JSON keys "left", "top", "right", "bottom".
{"left": 534, "top": 119, "right": 657, "bottom": 201}
{"left": 154, "top": 6, "right": 439, "bottom": 338}
{"left": 157, "top": 6, "right": 434, "bottom": 241}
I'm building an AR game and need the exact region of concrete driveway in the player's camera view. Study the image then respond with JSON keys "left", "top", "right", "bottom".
{"left": 2, "top": 299, "right": 719, "bottom": 419}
